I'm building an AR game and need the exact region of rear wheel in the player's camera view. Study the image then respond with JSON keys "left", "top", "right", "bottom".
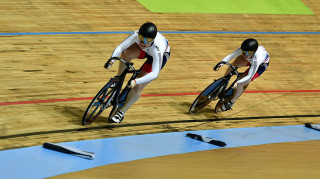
{"left": 214, "top": 99, "right": 224, "bottom": 113}
{"left": 189, "top": 78, "right": 225, "bottom": 114}
{"left": 82, "top": 78, "right": 118, "bottom": 125}
{"left": 214, "top": 88, "right": 234, "bottom": 113}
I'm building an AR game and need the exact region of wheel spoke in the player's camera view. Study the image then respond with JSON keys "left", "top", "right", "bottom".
{"left": 93, "top": 101, "right": 101, "bottom": 106}
{"left": 82, "top": 80, "right": 118, "bottom": 125}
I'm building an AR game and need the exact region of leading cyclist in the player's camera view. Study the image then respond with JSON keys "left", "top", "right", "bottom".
{"left": 214, "top": 38, "right": 270, "bottom": 111}
{"left": 104, "top": 22, "right": 171, "bottom": 123}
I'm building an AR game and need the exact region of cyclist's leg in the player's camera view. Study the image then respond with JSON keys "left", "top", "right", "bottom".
{"left": 222, "top": 55, "right": 247, "bottom": 101}
{"left": 220, "top": 56, "right": 248, "bottom": 110}
{"left": 120, "top": 71, "right": 150, "bottom": 113}
{"left": 116, "top": 43, "right": 141, "bottom": 76}
{"left": 110, "top": 71, "right": 149, "bottom": 123}
{"left": 118, "top": 51, "right": 169, "bottom": 113}
{"left": 229, "top": 66, "right": 250, "bottom": 105}
{"left": 230, "top": 62, "right": 269, "bottom": 104}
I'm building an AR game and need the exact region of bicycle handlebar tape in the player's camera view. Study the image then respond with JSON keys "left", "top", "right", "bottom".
{"left": 43, "top": 142, "right": 95, "bottom": 160}
{"left": 186, "top": 133, "right": 226, "bottom": 147}
{"left": 305, "top": 123, "right": 320, "bottom": 132}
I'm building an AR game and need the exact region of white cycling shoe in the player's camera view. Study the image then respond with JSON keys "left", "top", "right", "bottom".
{"left": 110, "top": 110, "right": 125, "bottom": 123}
{"left": 221, "top": 101, "right": 234, "bottom": 111}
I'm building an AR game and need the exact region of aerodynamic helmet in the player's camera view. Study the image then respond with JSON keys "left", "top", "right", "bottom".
{"left": 241, "top": 38, "right": 258, "bottom": 56}
{"left": 138, "top": 22, "right": 157, "bottom": 44}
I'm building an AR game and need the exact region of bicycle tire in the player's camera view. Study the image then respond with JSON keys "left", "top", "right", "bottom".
{"left": 189, "top": 78, "right": 225, "bottom": 114}
{"left": 82, "top": 78, "right": 118, "bottom": 125}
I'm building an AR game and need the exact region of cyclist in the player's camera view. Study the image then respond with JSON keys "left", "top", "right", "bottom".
{"left": 214, "top": 38, "right": 269, "bottom": 111}
{"left": 104, "top": 22, "right": 170, "bottom": 123}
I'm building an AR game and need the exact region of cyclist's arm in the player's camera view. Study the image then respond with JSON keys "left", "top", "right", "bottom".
{"left": 237, "top": 49, "right": 269, "bottom": 85}
{"left": 214, "top": 48, "right": 242, "bottom": 70}
{"left": 110, "top": 32, "right": 136, "bottom": 62}
{"left": 221, "top": 47, "right": 242, "bottom": 63}
{"left": 237, "top": 58, "right": 258, "bottom": 85}
{"left": 135, "top": 51, "right": 161, "bottom": 85}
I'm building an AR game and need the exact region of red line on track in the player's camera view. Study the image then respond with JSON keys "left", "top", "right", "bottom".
{"left": 0, "top": 97, "right": 93, "bottom": 106}
{"left": 244, "top": 90, "right": 320, "bottom": 93}
{"left": 0, "top": 90, "right": 319, "bottom": 106}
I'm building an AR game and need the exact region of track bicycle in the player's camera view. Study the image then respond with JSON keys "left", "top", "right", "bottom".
{"left": 189, "top": 61, "right": 241, "bottom": 114}
{"left": 82, "top": 57, "right": 140, "bottom": 125}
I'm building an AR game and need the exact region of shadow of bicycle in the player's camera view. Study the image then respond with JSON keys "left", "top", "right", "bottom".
{"left": 53, "top": 105, "right": 110, "bottom": 125}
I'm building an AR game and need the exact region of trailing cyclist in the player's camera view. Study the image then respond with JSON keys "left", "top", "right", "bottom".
{"left": 214, "top": 38, "right": 270, "bottom": 111}
{"left": 104, "top": 22, "right": 171, "bottom": 123}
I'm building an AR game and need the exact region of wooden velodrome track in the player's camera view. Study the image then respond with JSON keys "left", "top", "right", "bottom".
{"left": 1, "top": 0, "right": 320, "bottom": 178}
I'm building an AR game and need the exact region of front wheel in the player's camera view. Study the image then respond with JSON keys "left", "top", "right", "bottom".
{"left": 82, "top": 78, "right": 118, "bottom": 125}
{"left": 189, "top": 78, "right": 225, "bottom": 114}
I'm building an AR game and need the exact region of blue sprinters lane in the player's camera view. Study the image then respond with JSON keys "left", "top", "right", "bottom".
{"left": 1, "top": 125, "right": 320, "bottom": 178}
{"left": 1, "top": 31, "right": 320, "bottom": 36}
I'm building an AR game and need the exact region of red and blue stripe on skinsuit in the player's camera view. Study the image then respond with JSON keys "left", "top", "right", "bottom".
{"left": 245, "top": 54, "right": 270, "bottom": 81}
{"left": 138, "top": 40, "right": 170, "bottom": 73}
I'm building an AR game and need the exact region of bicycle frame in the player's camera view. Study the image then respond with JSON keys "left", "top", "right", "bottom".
{"left": 189, "top": 61, "right": 240, "bottom": 114}
{"left": 106, "top": 57, "right": 141, "bottom": 121}
{"left": 108, "top": 58, "right": 140, "bottom": 107}
{"left": 217, "top": 70, "right": 240, "bottom": 100}
{"left": 214, "top": 62, "right": 242, "bottom": 112}
{"left": 82, "top": 57, "right": 140, "bottom": 125}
